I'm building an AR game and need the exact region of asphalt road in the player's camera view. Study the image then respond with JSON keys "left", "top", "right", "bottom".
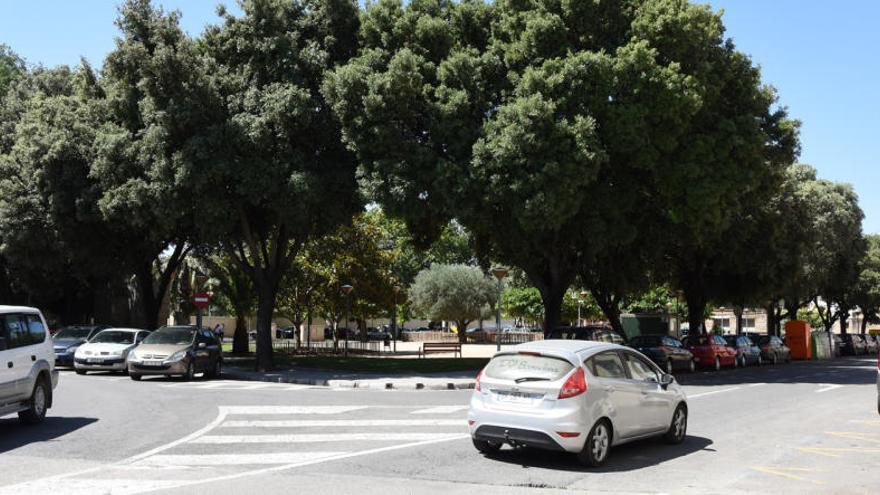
{"left": 0, "top": 356, "right": 878, "bottom": 495}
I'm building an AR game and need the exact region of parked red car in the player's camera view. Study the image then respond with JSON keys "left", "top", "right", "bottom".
{"left": 683, "top": 334, "right": 738, "bottom": 370}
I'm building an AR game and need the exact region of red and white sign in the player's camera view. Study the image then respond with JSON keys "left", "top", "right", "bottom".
{"left": 192, "top": 292, "right": 211, "bottom": 309}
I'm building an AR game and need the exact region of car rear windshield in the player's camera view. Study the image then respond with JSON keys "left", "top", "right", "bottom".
{"left": 143, "top": 328, "right": 195, "bottom": 345}
{"left": 54, "top": 327, "right": 94, "bottom": 340}
{"left": 91, "top": 330, "right": 135, "bottom": 344}
{"left": 483, "top": 353, "right": 574, "bottom": 382}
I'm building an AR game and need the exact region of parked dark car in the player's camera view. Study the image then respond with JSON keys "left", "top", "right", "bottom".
{"left": 832, "top": 334, "right": 844, "bottom": 357}
{"left": 627, "top": 335, "right": 695, "bottom": 374}
{"left": 747, "top": 334, "right": 791, "bottom": 364}
{"left": 52, "top": 324, "right": 109, "bottom": 367}
{"left": 276, "top": 326, "right": 297, "bottom": 339}
{"left": 723, "top": 335, "right": 763, "bottom": 366}
{"left": 864, "top": 334, "right": 879, "bottom": 354}
{"left": 547, "top": 325, "right": 625, "bottom": 344}
{"left": 840, "top": 334, "right": 867, "bottom": 355}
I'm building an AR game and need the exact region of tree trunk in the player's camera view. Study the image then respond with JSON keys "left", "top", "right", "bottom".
{"left": 254, "top": 286, "right": 276, "bottom": 372}
{"left": 861, "top": 313, "right": 869, "bottom": 334}
{"left": 840, "top": 311, "right": 849, "bottom": 335}
{"left": 539, "top": 285, "right": 566, "bottom": 338}
{"left": 136, "top": 262, "right": 161, "bottom": 329}
{"left": 684, "top": 289, "right": 707, "bottom": 337}
{"left": 734, "top": 305, "right": 744, "bottom": 336}
{"left": 591, "top": 288, "right": 627, "bottom": 342}
{"left": 232, "top": 313, "right": 249, "bottom": 354}
{"left": 456, "top": 320, "right": 469, "bottom": 344}
{"left": 765, "top": 301, "right": 779, "bottom": 336}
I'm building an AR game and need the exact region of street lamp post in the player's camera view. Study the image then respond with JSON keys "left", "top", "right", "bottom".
{"left": 342, "top": 284, "right": 353, "bottom": 357}
{"left": 491, "top": 267, "right": 509, "bottom": 351}
{"left": 578, "top": 290, "right": 588, "bottom": 326}
{"left": 392, "top": 285, "right": 402, "bottom": 354}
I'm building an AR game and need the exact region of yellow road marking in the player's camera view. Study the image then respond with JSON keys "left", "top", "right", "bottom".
{"left": 751, "top": 466, "right": 824, "bottom": 485}
{"left": 799, "top": 446, "right": 880, "bottom": 458}
{"left": 823, "top": 431, "right": 880, "bottom": 443}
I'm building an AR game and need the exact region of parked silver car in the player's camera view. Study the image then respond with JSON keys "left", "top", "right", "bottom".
{"left": 469, "top": 340, "right": 688, "bottom": 466}
{"left": 73, "top": 328, "right": 150, "bottom": 374}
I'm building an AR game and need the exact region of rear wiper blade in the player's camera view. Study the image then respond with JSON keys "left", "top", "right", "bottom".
{"left": 514, "top": 377, "right": 550, "bottom": 383}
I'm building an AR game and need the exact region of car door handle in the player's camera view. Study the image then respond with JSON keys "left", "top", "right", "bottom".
{"left": 6, "top": 362, "right": 11, "bottom": 368}
{"left": 31, "top": 355, "right": 36, "bottom": 361}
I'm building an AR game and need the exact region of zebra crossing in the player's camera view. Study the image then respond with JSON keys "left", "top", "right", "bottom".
{"left": 158, "top": 379, "right": 317, "bottom": 391}
{"left": 1, "top": 404, "right": 471, "bottom": 495}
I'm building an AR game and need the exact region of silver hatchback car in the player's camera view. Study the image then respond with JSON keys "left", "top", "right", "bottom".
{"left": 469, "top": 340, "right": 688, "bottom": 466}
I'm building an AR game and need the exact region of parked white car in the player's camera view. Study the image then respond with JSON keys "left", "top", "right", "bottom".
{"left": 0, "top": 306, "right": 59, "bottom": 424}
{"left": 469, "top": 340, "right": 688, "bottom": 466}
{"left": 74, "top": 328, "right": 150, "bottom": 374}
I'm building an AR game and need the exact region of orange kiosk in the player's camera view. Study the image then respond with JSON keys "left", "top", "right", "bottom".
{"left": 785, "top": 320, "right": 812, "bottom": 360}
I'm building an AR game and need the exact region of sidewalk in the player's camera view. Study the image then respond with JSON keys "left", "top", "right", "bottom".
{"left": 223, "top": 365, "right": 478, "bottom": 390}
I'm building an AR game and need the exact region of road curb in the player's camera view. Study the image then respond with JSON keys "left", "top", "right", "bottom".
{"left": 223, "top": 367, "right": 476, "bottom": 391}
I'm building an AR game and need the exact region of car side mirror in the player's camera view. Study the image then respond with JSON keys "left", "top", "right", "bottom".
{"left": 660, "top": 373, "right": 675, "bottom": 389}
{"left": 198, "top": 342, "right": 207, "bottom": 349}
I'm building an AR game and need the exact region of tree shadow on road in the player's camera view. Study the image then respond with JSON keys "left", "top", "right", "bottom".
{"left": 0, "top": 416, "right": 98, "bottom": 453}
{"left": 674, "top": 357, "right": 877, "bottom": 386}
{"left": 482, "top": 435, "right": 713, "bottom": 473}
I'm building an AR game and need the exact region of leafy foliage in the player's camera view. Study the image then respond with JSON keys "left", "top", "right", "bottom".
{"left": 409, "top": 264, "right": 495, "bottom": 342}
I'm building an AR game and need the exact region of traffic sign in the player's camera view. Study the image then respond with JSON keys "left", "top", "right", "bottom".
{"left": 192, "top": 292, "right": 211, "bottom": 309}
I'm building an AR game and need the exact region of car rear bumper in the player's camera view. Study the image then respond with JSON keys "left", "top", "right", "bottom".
{"left": 55, "top": 353, "right": 74, "bottom": 367}
{"left": 468, "top": 393, "right": 587, "bottom": 453}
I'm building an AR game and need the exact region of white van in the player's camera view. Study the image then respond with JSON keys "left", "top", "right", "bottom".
{"left": 0, "top": 306, "right": 59, "bottom": 424}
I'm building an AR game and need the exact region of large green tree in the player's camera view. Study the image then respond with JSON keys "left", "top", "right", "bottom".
{"left": 325, "top": 0, "right": 696, "bottom": 334}
{"left": 199, "top": 0, "right": 362, "bottom": 370}
{"left": 409, "top": 264, "right": 495, "bottom": 342}
{"left": 852, "top": 235, "right": 880, "bottom": 334}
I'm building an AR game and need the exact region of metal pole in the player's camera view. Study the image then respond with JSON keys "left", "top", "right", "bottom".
{"left": 578, "top": 300, "right": 582, "bottom": 327}
{"left": 344, "top": 296, "right": 350, "bottom": 358}
{"left": 392, "top": 291, "right": 398, "bottom": 354}
{"left": 196, "top": 308, "right": 203, "bottom": 330}
{"left": 496, "top": 278, "right": 503, "bottom": 352}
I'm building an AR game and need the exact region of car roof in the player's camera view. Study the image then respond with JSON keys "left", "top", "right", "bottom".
{"left": 0, "top": 305, "right": 41, "bottom": 314}
{"left": 96, "top": 328, "right": 148, "bottom": 333}
{"left": 502, "top": 339, "right": 622, "bottom": 360}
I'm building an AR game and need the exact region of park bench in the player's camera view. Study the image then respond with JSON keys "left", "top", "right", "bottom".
{"left": 420, "top": 342, "right": 462, "bottom": 358}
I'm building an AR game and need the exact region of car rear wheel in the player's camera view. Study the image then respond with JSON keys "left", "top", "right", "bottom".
{"left": 472, "top": 438, "right": 502, "bottom": 454}
{"left": 75, "top": 369, "right": 86, "bottom": 375}
{"left": 19, "top": 378, "right": 49, "bottom": 425}
{"left": 577, "top": 420, "right": 611, "bottom": 467}
{"left": 688, "top": 359, "right": 696, "bottom": 373}
{"left": 130, "top": 374, "right": 142, "bottom": 381}
{"left": 663, "top": 404, "right": 688, "bottom": 444}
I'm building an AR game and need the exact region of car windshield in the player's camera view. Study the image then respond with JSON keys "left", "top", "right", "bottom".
{"left": 54, "top": 327, "right": 94, "bottom": 340}
{"left": 630, "top": 336, "right": 662, "bottom": 346}
{"left": 91, "top": 330, "right": 135, "bottom": 344}
{"left": 484, "top": 353, "right": 574, "bottom": 381}
{"left": 143, "top": 328, "right": 195, "bottom": 345}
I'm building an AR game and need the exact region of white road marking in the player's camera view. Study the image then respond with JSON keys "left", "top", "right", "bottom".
{"left": 410, "top": 405, "right": 469, "bottom": 414}
{"left": 0, "top": 479, "right": 184, "bottom": 495}
{"left": 193, "top": 432, "right": 465, "bottom": 444}
{"left": 220, "top": 405, "right": 368, "bottom": 415}
{"left": 815, "top": 384, "right": 843, "bottom": 393}
{"left": 136, "top": 452, "right": 346, "bottom": 467}
{"left": 220, "top": 419, "right": 467, "bottom": 428}
{"left": 746, "top": 383, "right": 766, "bottom": 388}
{"left": 687, "top": 387, "right": 741, "bottom": 399}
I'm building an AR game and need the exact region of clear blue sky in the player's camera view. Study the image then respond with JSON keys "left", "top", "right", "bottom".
{"left": 2, "top": 1, "right": 878, "bottom": 233}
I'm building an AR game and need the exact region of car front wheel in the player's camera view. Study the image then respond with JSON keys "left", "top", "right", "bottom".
{"left": 714, "top": 356, "right": 721, "bottom": 371}
{"left": 688, "top": 359, "right": 696, "bottom": 373}
{"left": 184, "top": 362, "right": 195, "bottom": 381}
{"left": 130, "top": 374, "right": 142, "bottom": 381}
{"left": 19, "top": 378, "right": 49, "bottom": 425}
{"left": 207, "top": 359, "right": 221, "bottom": 379}
{"left": 665, "top": 359, "right": 673, "bottom": 375}
{"left": 577, "top": 420, "right": 612, "bottom": 467}
{"left": 663, "top": 404, "right": 688, "bottom": 444}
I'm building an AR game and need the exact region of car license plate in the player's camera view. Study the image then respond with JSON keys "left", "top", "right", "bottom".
{"left": 87, "top": 358, "right": 103, "bottom": 364}
{"left": 143, "top": 360, "right": 163, "bottom": 367}
{"left": 497, "top": 391, "right": 537, "bottom": 404}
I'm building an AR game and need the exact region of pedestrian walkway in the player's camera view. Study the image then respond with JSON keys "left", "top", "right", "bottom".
{"left": 0, "top": 404, "right": 471, "bottom": 495}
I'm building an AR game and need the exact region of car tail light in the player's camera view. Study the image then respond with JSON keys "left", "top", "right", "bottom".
{"left": 556, "top": 431, "right": 581, "bottom": 438}
{"left": 558, "top": 367, "right": 587, "bottom": 399}
{"left": 475, "top": 369, "right": 484, "bottom": 392}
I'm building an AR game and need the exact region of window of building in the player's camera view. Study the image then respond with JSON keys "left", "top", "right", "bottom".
{"left": 713, "top": 318, "right": 730, "bottom": 333}
{"left": 741, "top": 318, "right": 756, "bottom": 332}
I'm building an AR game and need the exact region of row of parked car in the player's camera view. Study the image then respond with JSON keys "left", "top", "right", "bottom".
{"left": 52, "top": 324, "right": 223, "bottom": 381}
{"left": 835, "top": 333, "right": 880, "bottom": 356}
{"left": 548, "top": 325, "right": 791, "bottom": 374}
